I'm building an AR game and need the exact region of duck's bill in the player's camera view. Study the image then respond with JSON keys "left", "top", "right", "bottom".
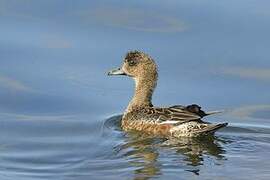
{"left": 107, "top": 68, "right": 126, "bottom": 76}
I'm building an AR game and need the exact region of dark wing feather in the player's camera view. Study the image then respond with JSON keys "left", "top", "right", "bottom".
{"left": 141, "top": 106, "right": 202, "bottom": 125}
{"left": 169, "top": 104, "right": 207, "bottom": 117}
{"left": 170, "top": 104, "right": 223, "bottom": 117}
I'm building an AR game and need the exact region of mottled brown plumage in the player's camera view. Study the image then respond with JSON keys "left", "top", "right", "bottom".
{"left": 108, "top": 51, "right": 228, "bottom": 137}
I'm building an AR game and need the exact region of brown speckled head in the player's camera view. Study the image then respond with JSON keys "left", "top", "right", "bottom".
{"left": 108, "top": 50, "right": 158, "bottom": 112}
{"left": 121, "top": 50, "right": 158, "bottom": 79}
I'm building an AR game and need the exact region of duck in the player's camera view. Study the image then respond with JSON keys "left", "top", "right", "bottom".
{"left": 108, "top": 51, "right": 228, "bottom": 137}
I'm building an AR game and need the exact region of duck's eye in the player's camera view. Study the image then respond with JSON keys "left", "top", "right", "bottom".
{"left": 128, "top": 60, "right": 136, "bottom": 66}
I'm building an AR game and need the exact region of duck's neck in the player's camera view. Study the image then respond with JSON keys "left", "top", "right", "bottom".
{"left": 126, "top": 74, "right": 157, "bottom": 112}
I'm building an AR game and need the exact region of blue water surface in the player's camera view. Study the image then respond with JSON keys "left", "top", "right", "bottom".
{"left": 0, "top": 0, "right": 270, "bottom": 179}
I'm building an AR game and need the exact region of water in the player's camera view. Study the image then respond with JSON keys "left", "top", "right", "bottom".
{"left": 0, "top": 0, "right": 270, "bottom": 179}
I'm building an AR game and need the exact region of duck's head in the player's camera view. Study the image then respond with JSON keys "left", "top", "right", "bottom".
{"left": 108, "top": 51, "right": 158, "bottom": 80}
{"left": 108, "top": 51, "right": 158, "bottom": 110}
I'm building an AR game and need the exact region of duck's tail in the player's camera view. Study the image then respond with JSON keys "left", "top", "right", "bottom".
{"left": 204, "top": 110, "right": 224, "bottom": 116}
{"left": 185, "top": 104, "right": 224, "bottom": 118}
{"left": 198, "top": 123, "right": 228, "bottom": 135}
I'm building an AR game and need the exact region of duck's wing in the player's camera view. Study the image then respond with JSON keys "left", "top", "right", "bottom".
{"left": 141, "top": 106, "right": 202, "bottom": 125}
{"left": 169, "top": 104, "right": 223, "bottom": 118}
{"left": 141, "top": 104, "right": 223, "bottom": 125}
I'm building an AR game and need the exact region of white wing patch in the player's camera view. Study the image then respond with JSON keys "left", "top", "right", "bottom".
{"left": 159, "top": 120, "right": 179, "bottom": 124}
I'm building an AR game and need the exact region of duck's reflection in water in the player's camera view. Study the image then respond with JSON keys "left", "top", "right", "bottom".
{"left": 114, "top": 131, "right": 227, "bottom": 179}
